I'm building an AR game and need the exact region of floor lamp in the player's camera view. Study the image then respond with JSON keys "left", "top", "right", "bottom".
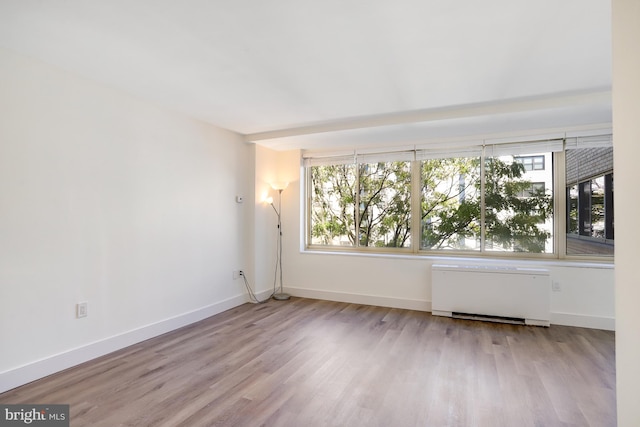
{"left": 268, "top": 182, "right": 290, "bottom": 301}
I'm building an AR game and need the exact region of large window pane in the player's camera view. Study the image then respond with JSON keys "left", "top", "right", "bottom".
{"left": 310, "top": 164, "right": 357, "bottom": 246}
{"left": 309, "top": 161, "right": 412, "bottom": 248}
{"left": 358, "top": 162, "right": 412, "bottom": 248}
{"left": 484, "top": 153, "right": 554, "bottom": 253}
{"left": 420, "top": 157, "right": 481, "bottom": 250}
{"left": 565, "top": 146, "right": 614, "bottom": 256}
{"left": 306, "top": 136, "right": 612, "bottom": 259}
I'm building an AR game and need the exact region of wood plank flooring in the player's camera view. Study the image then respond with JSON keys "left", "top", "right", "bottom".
{"left": 0, "top": 298, "right": 616, "bottom": 426}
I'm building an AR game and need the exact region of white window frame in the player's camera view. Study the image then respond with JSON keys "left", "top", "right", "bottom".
{"left": 303, "top": 135, "right": 613, "bottom": 261}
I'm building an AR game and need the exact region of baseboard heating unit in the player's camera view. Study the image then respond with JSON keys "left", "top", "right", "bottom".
{"left": 431, "top": 264, "right": 551, "bottom": 327}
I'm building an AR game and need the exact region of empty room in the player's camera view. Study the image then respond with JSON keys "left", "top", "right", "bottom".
{"left": 1, "top": 1, "right": 638, "bottom": 426}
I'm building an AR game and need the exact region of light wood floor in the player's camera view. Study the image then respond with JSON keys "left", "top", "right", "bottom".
{"left": 0, "top": 298, "right": 616, "bottom": 426}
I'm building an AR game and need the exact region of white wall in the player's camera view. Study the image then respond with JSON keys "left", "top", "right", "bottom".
{"left": 256, "top": 147, "right": 615, "bottom": 330}
{"left": 613, "top": 1, "right": 640, "bottom": 425}
{"left": 0, "top": 47, "right": 253, "bottom": 392}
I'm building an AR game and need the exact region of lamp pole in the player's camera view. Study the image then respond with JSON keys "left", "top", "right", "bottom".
{"left": 271, "top": 188, "right": 290, "bottom": 301}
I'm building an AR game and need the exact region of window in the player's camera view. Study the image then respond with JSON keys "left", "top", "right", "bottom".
{"left": 309, "top": 160, "right": 412, "bottom": 248}
{"left": 484, "top": 153, "right": 553, "bottom": 254}
{"left": 420, "top": 156, "right": 481, "bottom": 251}
{"left": 515, "top": 155, "right": 545, "bottom": 171}
{"left": 358, "top": 161, "right": 412, "bottom": 248}
{"left": 310, "top": 164, "right": 357, "bottom": 246}
{"left": 516, "top": 182, "right": 545, "bottom": 198}
{"left": 565, "top": 143, "right": 614, "bottom": 256}
{"left": 305, "top": 135, "right": 612, "bottom": 259}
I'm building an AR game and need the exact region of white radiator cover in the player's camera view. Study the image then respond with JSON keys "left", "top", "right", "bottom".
{"left": 431, "top": 264, "right": 551, "bottom": 326}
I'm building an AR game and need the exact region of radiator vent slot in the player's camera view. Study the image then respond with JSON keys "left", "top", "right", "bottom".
{"left": 432, "top": 264, "right": 551, "bottom": 327}
{"left": 452, "top": 312, "right": 526, "bottom": 325}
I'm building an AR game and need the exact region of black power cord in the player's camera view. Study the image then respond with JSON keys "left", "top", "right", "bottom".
{"left": 240, "top": 271, "right": 275, "bottom": 304}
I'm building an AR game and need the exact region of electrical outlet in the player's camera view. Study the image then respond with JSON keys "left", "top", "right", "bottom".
{"left": 233, "top": 270, "right": 244, "bottom": 279}
{"left": 239, "top": 270, "right": 244, "bottom": 277}
{"left": 76, "top": 302, "right": 88, "bottom": 318}
{"left": 552, "top": 281, "right": 561, "bottom": 292}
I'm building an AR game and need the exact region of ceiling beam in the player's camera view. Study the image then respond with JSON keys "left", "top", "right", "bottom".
{"left": 243, "top": 88, "right": 611, "bottom": 143}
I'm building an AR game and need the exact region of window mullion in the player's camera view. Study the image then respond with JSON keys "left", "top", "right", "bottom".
{"left": 555, "top": 150, "right": 566, "bottom": 257}
{"left": 480, "top": 146, "right": 486, "bottom": 252}
{"left": 305, "top": 166, "right": 312, "bottom": 248}
{"left": 411, "top": 160, "right": 421, "bottom": 253}
{"left": 355, "top": 164, "right": 361, "bottom": 248}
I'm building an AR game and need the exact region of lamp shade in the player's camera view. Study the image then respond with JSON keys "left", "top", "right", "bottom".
{"left": 270, "top": 182, "right": 289, "bottom": 191}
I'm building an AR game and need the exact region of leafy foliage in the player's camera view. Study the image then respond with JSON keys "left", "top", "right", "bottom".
{"left": 310, "top": 164, "right": 357, "bottom": 245}
{"left": 310, "top": 155, "right": 553, "bottom": 253}
{"left": 310, "top": 162, "right": 412, "bottom": 247}
{"left": 484, "top": 158, "right": 553, "bottom": 252}
{"left": 420, "top": 157, "right": 481, "bottom": 250}
{"left": 358, "top": 162, "right": 411, "bottom": 247}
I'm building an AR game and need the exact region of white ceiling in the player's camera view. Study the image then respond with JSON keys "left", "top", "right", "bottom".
{"left": 0, "top": 1, "right": 612, "bottom": 151}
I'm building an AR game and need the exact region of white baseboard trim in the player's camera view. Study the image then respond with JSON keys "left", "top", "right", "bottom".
{"left": 285, "top": 286, "right": 432, "bottom": 312}
{"left": 286, "top": 287, "right": 615, "bottom": 331}
{"left": 0, "top": 294, "right": 247, "bottom": 394}
{"left": 551, "top": 312, "right": 615, "bottom": 331}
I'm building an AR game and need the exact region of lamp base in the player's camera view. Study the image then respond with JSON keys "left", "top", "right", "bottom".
{"left": 273, "top": 293, "right": 290, "bottom": 301}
